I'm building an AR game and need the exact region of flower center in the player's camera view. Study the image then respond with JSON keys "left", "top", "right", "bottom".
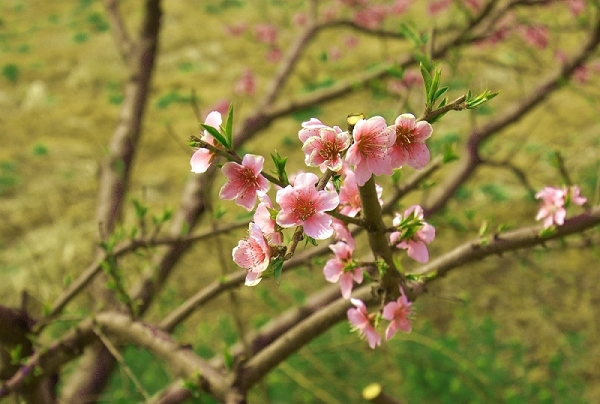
{"left": 294, "top": 196, "right": 317, "bottom": 221}
{"left": 240, "top": 167, "right": 258, "bottom": 188}
{"left": 395, "top": 126, "right": 414, "bottom": 147}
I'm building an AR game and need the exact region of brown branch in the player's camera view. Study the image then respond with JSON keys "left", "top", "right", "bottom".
{"left": 413, "top": 206, "right": 600, "bottom": 279}
{"left": 37, "top": 221, "right": 247, "bottom": 333}
{"left": 103, "top": 0, "right": 134, "bottom": 62}
{"left": 95, "top": 0, "right": 162, "bottom": 235}
{"left": 424, "top": 13, "right": 600, "bottom": 216}
{"left": 382, "top": 155, "right": 444, "bottom": 216}
{"left": 236, "top": 286, "right": 374, "bottom": 391}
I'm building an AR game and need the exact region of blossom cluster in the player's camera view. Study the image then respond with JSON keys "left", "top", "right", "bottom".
{"left": 188, "top": 109, "right": 438, "bottom": 346}
{"left": 535, "top": 185, "right": 587, "bottom": 229}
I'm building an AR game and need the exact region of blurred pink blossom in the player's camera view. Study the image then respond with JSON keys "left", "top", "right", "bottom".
{"left": 223, "top": 22, "right": 247, "bottom": 36}
{"left": 190, "top": 111, "right": 223, "bottom": 173}
{"left": 206, "top": 99, "right": 230, "bottom": 117}
{"left": 428, "top": 0, "right": 451, "bottom": 15}
{"left": 535, "top": 186, "right": 587, "bottom": 228}
{"left": 233, "top": 223, "right": 271, "bottom": 286}
{"left": 266, "top": 47, "right": 283, "bottom": 63}
{"left": 521, "top": 25, "right": 549, "bottom": 49}
{"left": 382, "top": 286, "right": 413, "bottom": 339}
{"left": 353, "top": 6, "right": 388, "bottom": 29}
{"left": 220, "top": 154, "right": 270, "bottom": 211}
{"left": 535, "top": 186, "right": 566, "bottom": 228}
{"left": 388, "top": 113, "right": 433, "bottom": 169}
{"left": 254, "top": 23, "right": 278, "bottom": 44}
{"left": 389, "top": 0, "right": 411, "bottom": 15}
{"left": 390, "top": 205, "right": 435, "bottom": 263}
{"left": 323, "top": 241, "right": 364, "bottom": 299}
{"left": 234, "top": 68, "right": 256, "bottom": 96}
{"left": 344, "top": 35, "right": 360, "bottom": 48}
{"left": 293, "top": 12, "right": 307, "bottom": 27}
{"left": 328, "top": 46, "right": 343, "bottom": 61}
{"left": 464, "top": 0, "right": 482, "bottom": 12}
{"left": 346, "top": 116, "right": 395, "bottom": 186}
{"left": 566, "top": 0, "right": 585, "bottom": 16}
{"left": 276, "top": 172, "right": 339, "bottom": 240}
{"left": 347, "top": 298, "right": 381, "bottom": 349}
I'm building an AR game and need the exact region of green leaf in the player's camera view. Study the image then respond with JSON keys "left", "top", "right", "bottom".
{"left": 225, "top": 103, "right": 234, "bottom": 146}
{"left": 271, "top": 257, "right": 285, "bottom": 285}
{"left": 200, "top": 123, "right": 229, "bottom": 149}
{"left": 222, "top": 347, "right": 234, "bottom": 370}
{"left": 420, "top": 62, "right": 433, "bottom": 100}
{"left": 429, "top": 69, "right": 441, "bottom": 104}
{"left": 387, "top": 65, "right": 405, "bottom": 79}
{"left": 434, "top": 86, "right": 449, "bottom": 102}
{"left": 399, "top": 23, "right": 423, "bottom": 47}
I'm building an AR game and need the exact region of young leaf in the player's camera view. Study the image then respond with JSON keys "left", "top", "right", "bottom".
{"left": 420, "top": 62, "right": 433, "bottom": 95}
{"left": 200, "top": 123, "right": 229, "bottom": 149}
{"left": 225, "top": 103, "right": 234, "bottom": 146}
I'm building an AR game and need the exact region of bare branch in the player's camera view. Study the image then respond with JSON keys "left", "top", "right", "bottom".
{"left": 103, "top": 0, "right": 134, "bottom": 62}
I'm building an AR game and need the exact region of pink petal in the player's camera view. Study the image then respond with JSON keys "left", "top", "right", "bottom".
{"left": 190, "top": 149, "right": 214, "bottom": 173}
{"left": 407, "top": 143, "right": 430, "bottom": 169}
{"left": 340, "top": 273, "right": 354, "bottom": 299}
{"left": 315, "top": 191, "right": 340, "bottom": 212}
{"left": 413, "top": 121, "right": 433, "bottom": 141}
{"left": 365, "top": 327, "right": 382, "bottom": 349}
{"left": 407, "top": 240, "right": 429, "bottom": 263}
{"left": 219, "top": 181, "right": 241, "bottom": 200}
{"left": 303, "top": 213, "right": 334, "bottom": 240}
{"left": 236, "top": 191, "right": 258, "bottom": 211}
{"left": 242, "top": 154, "right": 265, "bottom": 175}
{"left": 323, "top": 260, "right": 343, "bottom": 282}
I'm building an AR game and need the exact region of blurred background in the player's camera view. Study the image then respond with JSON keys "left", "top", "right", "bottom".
{"left": 1, "top": 0, "right": 599, "bottom": 402}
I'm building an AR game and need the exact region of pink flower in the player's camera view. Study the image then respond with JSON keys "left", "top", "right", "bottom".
{"left": 292, "top": 12, "right": 307, "bottom": 27}
{"left": 223, "top": 22, "right": 247, "bottom": 36}
{"left": 535, "top": 186, "right": 566, "bottom": 228}
{"left": 464, "top": 0, "right": 482, "bottom": 12}
{"left": 521, "top": 25, "right": 549, "bottom": 49}
{"left": 347, "top": 298, "right": 381, "bottom": 349}
{"left": 346, "top": 116, "right": 395, "bottom": 186}
{"left": 388, "top": 113, "right": 433, "bottom": 169}
{"left": 207, "top": 99, "right": 230, "bottom": 116}
{"left": 382, "top": 287, "right": 413, "bottom": 340}
{"left": 323, "top": 242, "right": 364, "bottom": 299}
{"left": 535, "top": 186, "right": 587, "bottom": 228}
{"left": 233, "top": 223, "right": 271, "bottom": 286}
{"left": 299, "top": 118, "right": 328, "bottom": 143}
{"left": 353, "top": 6, "right": 387, "bottom": 29}
{"left": 428, "top": 0, "right": 451, "bottom": 15}
{"left": 302, "top": 126, "right": 350, "bottom": 172}
{"left": 328, "top": 46, "right": 343, "bottom": 61}
{"left": 234, "top": 68, "right": 256, "bottom": 97}
{"left": 390, "top": 205, "right": 435, "bottom": 263}
{"left": 276, "top": 172, "right": 339, "bottom": 239}
{"left": 568, "top": 186, "right": 587, "bottom": 206}
{"left": 254, "top": 194, "right": 283, "bottom": 245}
{"left": 266, "top": 47, "right": 283, "bottom": 63}
{"left": 331, "top": 218, "right": 356, "bottom": 248}
{"left": 566, "top": 0, "right": 585, "bottom": 16}
{"left": 389, "top": 0, "right": 411, "bottom": 15}
{"left": 190, "top": 111, "right": 223, "bottom": 173}
{"left": 220, "top": 154, "right": 270, "bottom": 211}
{"left": 338, "top": 170, "right": 383, "bottom": 217}
{"left": 344, "top": 35, "right": 359, "bottom": 48}
{"left": 254, "top": 23, "right": 278, "bottom": 45}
